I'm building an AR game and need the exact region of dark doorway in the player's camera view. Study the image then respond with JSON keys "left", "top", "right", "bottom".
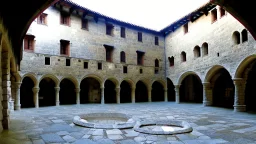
{"left": 167, "top": 78, "right": 175, "bottom": 101}
{"left": 212, "top": 69, "right": 234, "bottom": 108}
{"left": 80, "top": 78, "right": 101, "bottom": 103}
{"left": 60, "top": 79, "right": 76, "bottom": 105}
{"left": 120, "top": 81, "right": 131, "bottom": 103}
{"left": 180, "top": 75, "right": 203, "bottom": 103}
{"left": 152, "top": 81, "right": 164, "bottom": 101}
{"left": 39, "top": 78, "right": 55, "bottom": 107}
{"left": 20, "top": 77, "right": 35, "bottom": 108}
{"left": 245, "top": 61, "right": 256, "bottom": 112}
{"left": 104, "top": 80, "right": 116, "bottom": 103}
{"left": 135, "top": 81, "right": 148, "bottom": 102}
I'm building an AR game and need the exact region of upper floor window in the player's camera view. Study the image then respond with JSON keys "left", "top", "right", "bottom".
{"left": 138, "top": 32, "right": 142, "bottom": 42}
{"left": 155, "top": 59, "right": 159, "bottom": 67}
{"left": 232, "top": 31, "right": 240, "bottom": 45}
{"left": 60, "top": 39, "right": 70, "bottom": 56}
{"left": 168, "top": 56, "right": 174, "bottom": 67}
{"left": 120, "top": 51, "right": 126, "bottom": 63}
{"left": 184, "top": 23, "right": 188, "bottom": 34}
{"left": 155, "top": 36, "right": 159, "bottom": 45}
{"left": 104, "top": 45, "right": 114, "bottom": 62}
{"left": 202, "top": 42, "right": 208, "bottom": 56}
{"left": 45, "top": 57, "right": 50, "bottom": 65}
{"left": 37, "top": 13, "right": 47, "bottom": 25}
{"left": 241, "top": 29, "right": 248, "bottom": 43}
{"left": 137, "top": 51, "right": 145, "bottom": 65}
{"left": 24, "top": 35, "right": 35, "bottom": 51}
{"left": 81, "top": 18, "right": 88, "bottom": 30}
{"left": 220, "top": 7, "right": 226, "bottom": 18}
{"left": 121, "top": 27, "right": 126, "bottom": 38}
{"left": 194, "top": 46, "right": 201, "bottom": 58}
{"left": 60, "top": 12, "right": 70, "bottom": 26}
{"left": 211, "top": 9, "right": 217, "bottom": 23}
{"left": 181, "top": 51, "right": 186, "bottom": 62}
{"left": 106, "top": 24, "right": 114, "bottom": 36}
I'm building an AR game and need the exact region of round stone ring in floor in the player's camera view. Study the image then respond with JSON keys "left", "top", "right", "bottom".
{"left": 73, "top": 113, "right": 136, "bottom": 129}
{"left": 134, "top": 120, "right": 193, "bottom": 135}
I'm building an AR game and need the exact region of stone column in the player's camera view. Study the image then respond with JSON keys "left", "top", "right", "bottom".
{"left": 32, "top": 87, "right": 39, "bottom": 108}
{"left": 75, "top": 88, "right": 80, "bottom": 105}
{"left": 174, "top": 85, "right": 180, "bottom": 103}
{"left": 131, "top": 87, "right": 135, "bottom": 103}
{"left": 14, "top": 82, "right": 21, "bottom": 110}
{"left": 148, "top": 87, "right": 152, "bottom": 102}
{"left": 233, "top": 78, "right": 246, "bottom": 112}
{"left": 164, "top": 88, "right": 168, "bottom": 102}
{"left": 101, "top": 87, "right": 104, "bottom": 104}
{"left": 203, "top": 82, "right": 213, "bottom": 106}
{"left": 115, "top": 87, "right": 120, "bottom": 104}
{"left": 55, "top": 87, "right": 60, "bottom": 106}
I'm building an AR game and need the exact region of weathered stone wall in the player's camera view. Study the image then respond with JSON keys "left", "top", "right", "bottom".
{"left": 165, "top": 7, "right": 256, "bottom": 84}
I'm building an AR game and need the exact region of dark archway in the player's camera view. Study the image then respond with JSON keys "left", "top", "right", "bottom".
{"left": 104, "top": 80, "right": 116, "bottom": 103}
{"left": 20, "top": 77, "right": 35, "bottom": 108}
{"left": 120, "top": 81, "right": 131, "bottom": 103}
{"left": 212, "top": 68, "right": 234, "bottom": 108}
{"left": 39, "top": 78, "right": 56, "bottom": 107}
{"left": 59, "top": 79, "right": 76, "bottom": 105}
{"left": 180, "top": 75, "right": 203, "bottom": 103}
{"left": 135, "top": 81, "right": 148, "bottom": 102}
{"left": 152, "top": 81, "right": 164, "bottom": 102}
{"left": 167, "top": 78, "right": 175, "bottom": 101}
{"left": 245, "top": 61, "right": 256, "bottom": 112}
{"left": 80, "top": 78, "right": 101, "bottom": 103}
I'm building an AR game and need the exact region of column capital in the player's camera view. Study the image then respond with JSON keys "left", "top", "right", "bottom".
{"left": 202, "top": 82, "right": 211, "bottom": 88}
{"left": 14, "top": 82, "right": 22, "bottom": 88}
{"left": 148, "top": 87, "right": 152, "bottom": 91}
{"left": 32, "top": 87, "right": 40, "bottom": 93}
{"left": 74, "top": 88, "right": 80, "bottom": 93}
{"left": 174, "top": 85, "right": 180, "bottom": 89}
{"left": 115, "top": 87, "right": 120, "bottom": 90}
{"left": 233, "top": 78, "right": 245, "bottom": 85}
{"left": 54, "top": 87, "right": 60, "bottom": 91}
{"left": 131, "top": 86, "right": 136, "bottom": 90}
{"left": 163, "top": 88, "right": 168, "bottom": 91}
{"left": 100, "top": 87, "right": 104, "bottom": 89}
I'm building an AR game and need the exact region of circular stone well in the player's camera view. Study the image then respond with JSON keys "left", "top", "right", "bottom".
{"left": 73, "top": 113, "right": 135, "bottom": 129}
{"left": 134, "top": 120, "right": 193, "bottom": 135}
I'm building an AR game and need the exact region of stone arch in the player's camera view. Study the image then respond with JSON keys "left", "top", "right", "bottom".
{"left": 120, "top": 78, "right": 135, "bottom": 88}
{"left": 204, "top": 65, "right": 227, "bottom": 82}
{"left": 104, "top": 78, "right": 119, "bottom": 103}
{"left": 104, "top": 77, "right": 119, "bottom": 88}
{"left": 81, "top": 74, "right": 103, "bottom": 88}
{"left": 21, "top": 73, "right": 38, "bottom": 87}
{"left": 193, "top": 45, "right": 201, "bottom": 58}
{"left": 177, "top": 71, "right": 201, "bottom": 85}
{"left": 152, "top": 79, "right": 167, "bottom": 89}
{"left": 232, "top": 31, "right": 240, "bottom": 44}
{"left": 60, "top": 75, "right": 79, "bottom": 88}
{"left": 234, "top": 55, "right": 256, "bottom": 78}
{"left": 151, "top": 79, "right": 166, "bottom": 102}
{"left": 135, "top": 80, "right": 149, "bottom": 102}
{"left": 135, "top": 78, "right": 150, "bottom": 91}
{"left": 120, "top": 78, "right": 135, "bottom": 103}
{"left": 59, "top": 78, "right": 76, "bottom": 105}
{"left": 39, "top": 74, "right": 59, "bottom": 87}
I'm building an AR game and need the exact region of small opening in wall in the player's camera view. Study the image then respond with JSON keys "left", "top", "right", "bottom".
{"left": 217, "top": 53, "right": 220, "bottom": 57}
{"left": 84, "top": 62, "right": 88, "bottom": 69}
{"left": 45, "top": 57, "right": 50, "bottom": 65}
{"left": 66, "top": 59, "right": 71, "bottom": 66}
{"left": 58, "top": 59, "right": 60, "bottom": 61}
{"left": 140, "top": 68, "right": 143, "bottom": 74}
{"left": 123, "top": 66, "right": 127, "bottom": 73}
{"left": 78, "top": 59, "right": 81, "bottom": 62}
{"left": 155, "top": 68, "right": 159, "bottom": 74}
{"left": 98, "top": 62, "right": 102, "bottom": 70}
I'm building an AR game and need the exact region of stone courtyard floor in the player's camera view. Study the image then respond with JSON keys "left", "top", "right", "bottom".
{"left": 0, "top": 102, "right": 256, "bottom": 144}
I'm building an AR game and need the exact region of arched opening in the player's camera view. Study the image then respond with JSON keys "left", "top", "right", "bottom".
{"left": 168, "top": 56, "right": 174, "bottom": 67}
{"left": 135, "top": 81, "right": 148, "bottom": 102}
{"left": 232, "top": 31, "right": 240, "bottom": 44}
{"left": 181, "top": 51, "right": 186, "bottom": 62}
{"left": 180, "top": 75, "right": 203, "bottom": 103}
{"left": 39, "top": 78, "right": 56, "bottom": 107}
{"left": 152, "top": 81, "right": 164, "bottom": 102}
{"left": 202, "top": 43, "right": 208, "bottom": 56}
{"left": 167, "top": 78, "right": 175, "bottom": 101}
{"left": 80, "top": 78, "right": 101, "bottom": 103}
{"left": 242, "top": 29, "right": 248, "bottom": 43}
{"left": 104, "top": 80, "right": 116, "bottom": 103}
{"left": 120, "top": 51, "right": 126, "bottom": 63}
{"left": 120, "top": 81, "right": 131, "bottom": 103}
{"left": 193, "top": 46, "right": 201, "bottom": 58}
{"left": 59, "top": 79, "right": 76, "bottom": 105}
{"left": 155, "top": 59, "right": 159, "bottom": 67}
{"left": 20, "top": 77, "right": 35, "bottom": 108}
{"left": 212, "top": 68, "right": 234, "bottom": 108}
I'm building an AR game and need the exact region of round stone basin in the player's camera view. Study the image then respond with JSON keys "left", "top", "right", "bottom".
{"left": 73, "top": 113, "right": 135, "bottom": 129}
{"left": 134, "top": 120, "right": 193, "bottom": 135}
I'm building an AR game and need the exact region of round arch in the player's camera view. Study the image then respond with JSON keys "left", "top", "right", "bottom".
{"left": 135, "top": 78, "right": 150, "bottom": 91}
{"left": 80, "top": 74, "right": 103, "bottom": 87}
{"left": 21, "top": 73, "right": 38, "bottom": 86}
{"left": 60, "top": 75, "right": 79, "bottom": 88}
{"left": 177, "top": 71, "right": 201, "bottom": 85}
{"left": 152, "top": 79, "right": 167, "bottom": 89}
{"left": 204, "top": 65, "right": 227, "bottom": 82}
{"left": 234, "top": 55, "right": 256, "bottom": 78}
{"left": 104, "top": 77, "right": 119, "bottom": 88}
{"left": 120, "top": 78, "right": 135, "bottom": 88}
{"left": 39, "top": 74, "right": 59, "bottom": 86}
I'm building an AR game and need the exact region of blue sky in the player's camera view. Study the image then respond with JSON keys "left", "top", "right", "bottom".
{"left": 72, "top": 0, "right": 209, "bottom": 31}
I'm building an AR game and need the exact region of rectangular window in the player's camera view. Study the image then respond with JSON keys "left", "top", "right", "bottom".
{"left": 123, "top": 66, "right": 127, "bottom": 73}
{"left": 137, "top": 51, "right": 145, "bottom": 65}
{"left": 66, "top": 59, "right": 70, "bottom": 66}
{"left": 81, "top": 19, "right": 88, "bottom": 30}
{"left": 220, "top": 7, "right": 226, "bottom": 18}
{"left": 140, "top": 68, "right": 143, "bottom": 74}
{"left": 60, "top": 12, "right": 70, "bottom": 26}
{"left": 155, "top": 36, "right": 159, "bottom": 45}
{"left": 98, "top": 62, "right": 102, "bottom": 70}
{"left": 37, "top": 13, "right": 47, "bottom": 25}
{"left": 84, "top": 61, "right": 88, "bottom": 69}
{"left": 211, "top": 9, "right": 217, "bottom": 23}
{"left": 121, "top": 27, "right": 126, "bottom": 38}
{"left": 104, "top": 45, "right": 114, "bottom": 62}
{"left": 24, "top": 35, "right": 35, "bottom": 51}
{"left": 138, "top": 32, "right": 142, "bottom": 42}
{"left": 60, "top": 40, "right": 70, "bottom": 56}
{"left": 184, "top": 23, "right": 188, "bottom": 34}
{"left": 106, "top": 24, "right": 114, "bottom": 36}
{"left": 45, "top": 57, "right": 50, "bottom": 65}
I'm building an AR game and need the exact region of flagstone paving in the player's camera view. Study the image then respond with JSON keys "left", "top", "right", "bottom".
{"left": 0, "top": 102, "right": 256, "bottom": 144}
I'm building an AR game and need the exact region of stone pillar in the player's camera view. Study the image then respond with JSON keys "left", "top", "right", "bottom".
{"left": 233, "top": 78, "right": 246, "bottom": 112}
{"left": 75, "top": 88, "right": 80, "bottom": 105}
{"left": 203, "top": 82, "right": 213, "bottom": 106}
{"left": 55, "top": 87, "right": 60, "bottom": 106}
{"left": 115, "top": 87, "right": 120, "bottom": 104}
{"left": 14, "top": 82, "right": 21, "bottom": 110}
{"left": 164, "top": 88, "right": 168, "bottom": 102}
{"left": 148, "top": 87, "right": 152, "bottom": 102}
{"left": 0, "top": 33, "right": 3, "bottom": 132}
{"left": 32, "top": 87, "right": 39, "bottom": 108}
{"left": 101, "top": 87, "right": 104, "bottom": 104}
{"left": 174, "top": 85, "right": 180, "bottom": 104}
{"left": 131, "top": 87, "right": 135, "bottom": 103}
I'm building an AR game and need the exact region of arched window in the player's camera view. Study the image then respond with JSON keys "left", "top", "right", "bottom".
{"left": 242, "top": 29, "right": 248, "bottom": 43}
{"left": 181, "top": 51, "right": 186, "bottom": 62}
{"left": 193, "top": 46, "right": 201, "bottom": 58}
{"left": 120, "top": 51, "right": 126, "bottom": 63}
{"left": 155, "top": 59, "right": 159, "bottom": 67}
{"left": 168, "top": 56, "right": 174, "bottom": 67}
{"left": 202, "top": 42, "right": 208, "bottom": 56}
{"left": 232, "top": 31, "right": 240, "bottom": 45}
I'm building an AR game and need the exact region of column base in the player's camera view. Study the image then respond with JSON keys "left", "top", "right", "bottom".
{"left": 56, "top": 101, "right": 60, "bottom": 106}
{"left": 234, "top": 105, "right": 246, "bottom": 112}
{"left": 203, "top": 101, "right": 212, "bottom": 106}
{"left": 14, "top": 104, "right": 21, "bottom": 110}
{"left": 9, "top": 101, "right": 14, "bottom": 111}
{"left": 0, "top": 122, "right": 3, "bottom": 132}
{"left": 2, "top": 117, "right": 10, "bottom": 129}
{"left": 175, "top": 100, "right": 180, "bottom": 104}
{"left": 76, "top": 101, "right": 80, "bottom": 105}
